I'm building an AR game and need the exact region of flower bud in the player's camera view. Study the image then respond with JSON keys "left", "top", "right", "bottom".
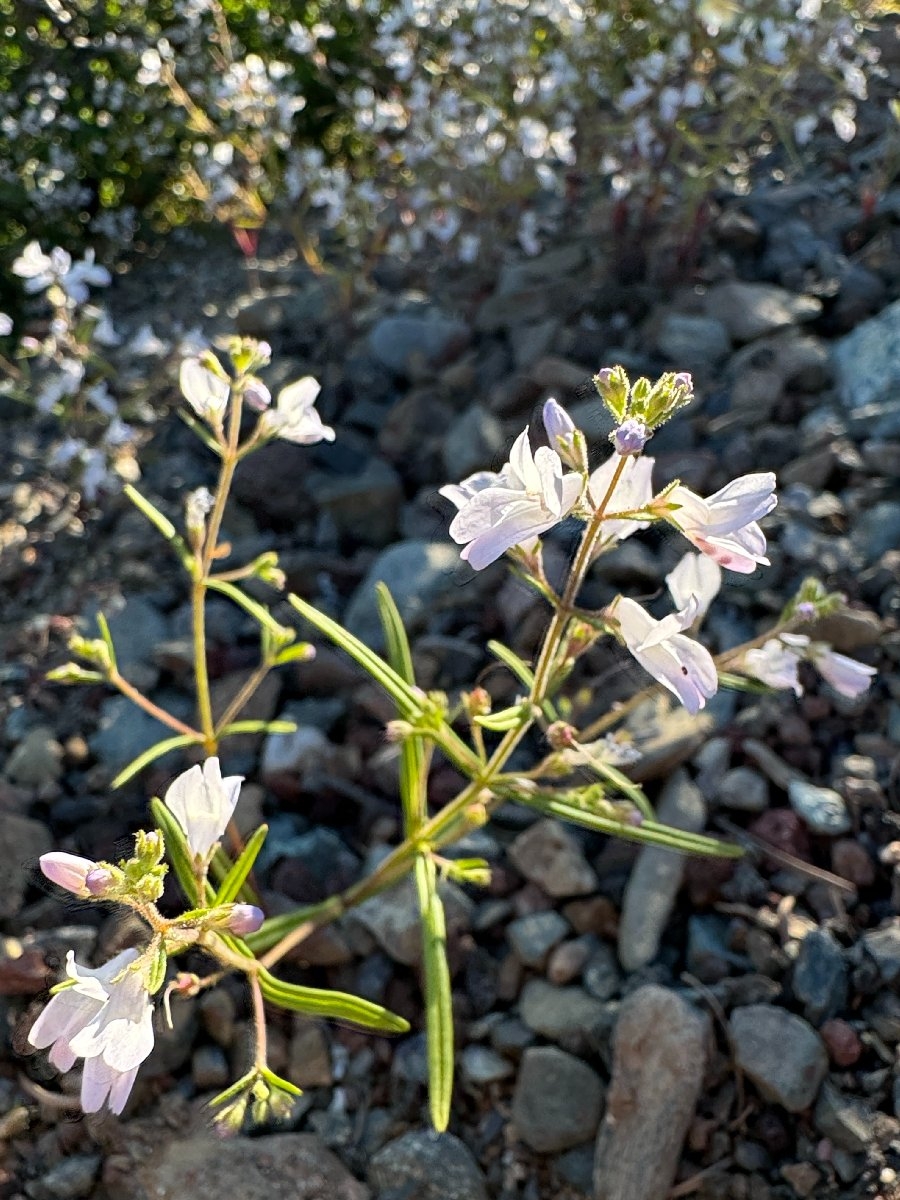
{"left": 185, "top": 486, "right": 214, "bottom": 544}
{"left": 84, "top": 867, "right": 115, "bottom": 896}
{"left": 592, "top": 365, "right": 629, "bottom": 421}
{"left": 611, "top": 417, "right": 649, "bottom": 456}
{"left": 39, "top": 852, "right": 96, "bottom": 897}
{"left": 227, "top": 904, "right": 265, "bottom": 935}
{"left": 795, "top": 601, "right": 816, "bottom": 620}
{"left": 243, "top": 377, "right": 272, "bottom": 412}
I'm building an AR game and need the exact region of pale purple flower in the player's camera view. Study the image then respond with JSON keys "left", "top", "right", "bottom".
{"left": 39, "top": 852, "right": 97, "bottom": 898}
{"left": 588, "top": 453, "right": 655, "bottom": 542}
{"left": 179, "top": 357, "right": 230, "bottom": 422}
{"left": 667, "top": 473, "right": 777, "bottom": 573}
{"left": 441, "top": 427, "right": 582, "bottom": 570}
{"left": 808, "top": 643, "right": 876, "bottom": 699}
{"left": 261, "top": 376, "right": 335, "bottom": 444}
{"left": 28, "top": 948, "right": 154, "bottom": 1115}
{"left": 542, "top": 398, "right": 585, "bottom": 470}
{"left": 665, "top": 551, "right": 722, "bottom": 622}
{"left": 84, "top": 867, "right": 115, "bottom": 896}
{"left": 0, "top": 312, "right": 12, "bottom": 336}
{"left": 227, "top": 904, "right": 265, "bottom": 934}
{"left": 611, "top": 418, "right": 649, "bottom": 456}
{"left": 163, "top": 757, "right": 244, "bottom": 861}
{"left": 243, "top": 377, "right": 272, "bottom": 412}
{"left": 742, "top": 634, "right": 807, "bottom": 696}
{"left": 613, "top": 595, "right": 718, "bottom": 714}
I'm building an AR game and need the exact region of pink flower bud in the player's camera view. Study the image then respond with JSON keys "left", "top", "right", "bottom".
{"left": 39, "top": 852, "right": 96, "bottom": 898}
{"left": 612, "top": 418, "right": 649, "bottom": 456}
{"left": 227, "top": 904, "right": 265, "bottom": 935}
{"left": 84, "top": 867, "right": 114, "bottom": 896}
{"left": 673, "top": 372, "right": 693, "bottom": 394}
{"left": 244, "top": 378, "right": 272, "bottom": 412}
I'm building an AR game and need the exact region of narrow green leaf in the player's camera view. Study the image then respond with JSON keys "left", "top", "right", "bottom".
{"left": 258, "top": 967, "right": 410, "bottom": 1033}
{"left": 376, "top": 583, "right": 427, "bottom": 832}
{"left": 487, "top": 640, "right": 559, "bottom": 721}
{"left": 123, "top": 483, "right": 193, "bottom": 567}
{"left": 218, "top": 719, "right": 296, "bottom": 737}
{"left": 213, "top": 824, "right": 269, "bottom": 906}
{"left": 207, "top": 578, "right": 288, "bottom": 636}
{"left": 414, "top": 854, "right": 454, "bottom": 1132}
{"left": 511, "top": 788, "right": 742, "bottom": 857}
{"left": 112, "top": 733, "right": 202, "bottom": 789}
{"left": 570, "top": 748, "right": 655, "bottom": 820}
{"left": 95, "top": 612, "right": 118, "bottom": 674}
{"left": 179, "top": 408, "right": 223, "bottom": 456}
{"left": 272, "top": 642, "right": 315, "bottom": 666}
{"left": 149, "top": 797, "right": 214, "bottom": 905}
{"left": 717, "top": 670, "right": 776, "bottom": 695}
{"left": 474, "top": 703, "right": 531, "bottom": 731}
{"left": 242, "top": 897, "right": 343, "bottom": 955}
{"left": 288, "top": 592, "right": 423, "bottom": 717}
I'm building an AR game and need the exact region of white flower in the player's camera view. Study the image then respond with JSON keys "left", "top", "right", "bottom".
{"left": 12, "top": 242, "right": 68, "bottom": 293}
{"left": 441, "top": 427, "right": 582, "bottom": 570}
{"left": 179, "top": 357, "right": 230, "bottom": 422}
{"left": 0, "top": 312, "right": 12, "bottom": 336}
{"left": 164, "top": 757, "right": 243, "bottom": 860}
{"left": 588, "top": 453, "right": 655, "bottom": 543}
{"left": 260, "top": 376, "right": 335, "bottom": 444}
{"left": 613, "top": 595, "right": 718, "bottom": 714}
{"left": 666, "top": 551, "right": 722, "bottom": 622}
{"left": 742, "top": 634, "right": 807, "bottom": 696}
{"left": 28, "top": 948, "right": 154, "bottom": 1115}
{"left": 63, "top": 250, "right": 111, "bottom": 303}
{"left": 667, "top": 473, "right": 777, "bottom": 573}
{"left": 808, "top": 643, "right": 876, "bottom": 699}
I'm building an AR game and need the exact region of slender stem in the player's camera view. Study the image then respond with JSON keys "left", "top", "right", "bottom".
{"left": 214, "top": 661, "right": 271, "bottom": 736}
{"left": 192, "top": 576, "right": 215, "bottom": 753}
{"left": 249, "top": 974, "right": 268, "bottom": 1070}
{"left": 109, "top": 670, "right": 202, "bottom": 739}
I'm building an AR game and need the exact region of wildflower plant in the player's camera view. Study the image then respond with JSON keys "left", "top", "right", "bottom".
{"left": 32, "top": 345, "right": 877, "bottom": 1131}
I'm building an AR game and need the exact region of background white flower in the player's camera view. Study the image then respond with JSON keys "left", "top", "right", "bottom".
{"left": 261, "top": 376, "right": 335, "bottom": 444}
{"left": 164, "top": 757, "right": 244, "bottom": 860}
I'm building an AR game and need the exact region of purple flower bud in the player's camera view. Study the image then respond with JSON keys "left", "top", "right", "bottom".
{"left": 243, "top": 379, "right": 272, "bottom": 412}
{"left": 39, "top": 852, "right": 95, "bottom": 897}
{"left": 612, "top": 418, "right": 649, "bottom": 456}
{"left": 673, "top": 372, "right": 693, "bottom": 395}
{"left": 594, "top": 367, "right": 613, "bottom": 388}
{"left": 626, "top": 808, "right": 644, "bottom": 827}
{"left": 795, "top": 601, "right": 816, "bottom": 619}
{"left": 227, "top": 904, "right": 265, "bottom": 935}
{"left": 84, "top": 867, "right": 114, "bottom": 896}
{"left": 256, "top": 341, "right": 272, "bottom": 364}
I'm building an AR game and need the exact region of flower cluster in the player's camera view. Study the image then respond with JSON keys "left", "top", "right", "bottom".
{"left": 441, "top": 369, "right": 875, "bottom": 716}
{"left": 29, "top": 759, "right": 263, "bottom": 1115}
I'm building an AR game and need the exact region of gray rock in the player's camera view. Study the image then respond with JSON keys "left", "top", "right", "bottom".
{"left": 460, "top": 1044, "right": 514, "bottom": 1085}
{"left": 583, "top": 942, "right": 622, "bottom": 1001}
{"left": 706, "top": 281, "right": 821, "bottom": 343}
{"left": 617, "top": 770, "right": 706, "bottom": 972}
{"left": 343, "top": 540, "right": 467, "bottom": 649}
{"left": 833, "top": 299, "right": 900, "bottom": 436}
{"left": 89, "top": 695, "right": 181, "bottom": 773}
{"left": 512, "top": 1045, "right": 604, "bottom": 1153}
{"left": 518, "top": 979, "right": 606, "bottom": 1054}
{"left": 0, "top": 812, "right": 52, "bottom": 917}
{"left": 289, "top": 1018, "right": 333, "bottom": 1088}
{"left": 730, "top": 1005, "right": 827, "bottom": 1111}
{"left": 442, "top": 405, "right": 504, "bottom": 480}
{"left": 191, "top": 1045, "right": 229, "bottom": 1090}
{"left": 862, "top": 921, "right": 900, "bottom": 984}
{"left": 354, "top": 873, "right": 473, "bottom": 966}
{"left": 133, "top": 1133, "right": 368, "bottom": 1200}
{"left": 594, "top": 986, "right": 709, "bottom": 1200}
{"left": 854, "top": 501, "right": 900, "bottom": 564}
{"left": 103, "top": 594, "right": 169, "bottom": 682}
{"left": 25, "top": 1154, "right": 100, "bottom": 1200}
{"left": 788, "top": 780, "right": 851, "bottom": 835}
{"left": 314, "top": 457, "right": 403, "bottom": 547}
{"left": 261, "top": 724, "right": 337, "bottom": 784}
{"left": 655, "top": 312, "right": 730, "bottom": 372}
{"left": 369, "top": 1130, "right": 487, "bottom": 1200}
{"left": 507, "top": 909, "right": 570, "bottom": 967}
{"left": 508, "top": 818, "right": 599, "bottom": 898}
{"left": 814, "top": 1081, "right": 874, "bottom": 1153}
{"left": 686, "top": 915, "right": 744, "bottom": 983}
{"left": 716, "top": 766, "right": 769, "bottom": 813}
{"left": 4, "top": 726, "right": 63, "bottom": 788}
{"left": 792, "top": 929, "right": 848, "bottom": 1024}
{"left": 369, "top": 312, "right": 469, "bottom": 376}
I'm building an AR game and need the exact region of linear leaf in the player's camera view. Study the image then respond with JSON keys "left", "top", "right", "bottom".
{"left": 213, "top": 824, "right": 268, "bottom": 906}
{"left": 288, "top": 593, "right": 422, "bottom": 716}
{"left": 112, "top": 733, "right": 202, "bottom": 789}
{"left": 570, "top": 748, "right": 655, "bottom": 820}
{"left": 123, "top": 483, "right": 193, "bottom": 567}
{"left": 487, "top": 640, "right": 559, "bottom": 721}
{"left": 414, "top": 854, "right": 454, "bottom": 1131}
{"left": 258, "top": 967, "right": 410, "bottom": 1033}
{"left": 207, "top": 578, "right": 287, "bottom": 636}
{"left": 511, "top": 788, "right": 742, "bottom": 858}
{"left": 218, "top": 719, "right": 296, "bottom": 737}
{"left": 376, "top": 583, "right": 427, "bottom": 832}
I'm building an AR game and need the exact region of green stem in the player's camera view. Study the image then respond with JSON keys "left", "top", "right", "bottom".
{"left": 109, "top": 670, "right": 202, "bottom": 740}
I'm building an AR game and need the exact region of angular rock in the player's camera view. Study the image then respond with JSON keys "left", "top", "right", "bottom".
{"left": 26, "top": 1154, "right": 100, "bottom": 1200}
{"left": 507, "top": 909, "right": 570, "bottom": 968}
{"left": 594, "top": 986, "right": 709, "bottom": 1200}
{"left": 313, "top": 457, "right": 403, "bottom": 546}
{"left": 512, "top": 1045, "right": 604, "bottom": 1153}
{"left": 862, "top": 921, "right": 900, "bottom": 984}
{"left": 655, "top": 312, "right": 731, "bottom": 373}
{"left": 460, "top": 1044, "right": 514, "bottom": 1085}
{"left": 617, "top": 770, "right": 705, "bottom": 972}
{"left": 788, "top": 780, "right": 851, "bottom": 836}
{"left": 0, "top": 813, "right": 51, "bottom": 918}
{"left": 369, "top": 312, "right": 470, "bottom": 376}
{"left": 730, "top": 1005, "right": 827, "bottom": 1111}
{"left": 716, "top": 766, "right": 769, "bottom": 813}
{"left": 507, "top": 818, "right": 598, "bottom": 898}
{"left": 833, "top": 299, "right": 900, "bottom": 437}
{"left": 518, "top": 979, "right": 606, "bottom": 1054}
{"left": 4, "top": 726, "right": 64, "bottom": 789}
{"left": 369, "top": 1130, "right": 487, "bottom": 1200}
{"left": 353, "top": 874, "right": 473, "bottom": 966}
{"left": 792, "top": 929, "right": 848, "bottom": 1024}
{"left": 133, "top": 1133, "right": 367, "bottom": 1200}
{"left": 705, "top": 281, "right": 821, "bottom": 343}
{"left": 814, "top": 1081, "right": 874, "bottom": 1153}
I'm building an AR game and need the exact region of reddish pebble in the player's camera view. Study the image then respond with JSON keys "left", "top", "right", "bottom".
{"left": 820, "top": 1018, "right": 862, "bottom": 1067}
{"left": 749, "top": 808, "right": 811, "bottom": 863}
{"left": 831, "top": 839, "right": 876, "bottom": 888}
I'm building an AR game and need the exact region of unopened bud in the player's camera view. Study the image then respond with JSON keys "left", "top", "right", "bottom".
{"left": 611, "top": 417, "right": 649, "bottom": 456}
{"left": 227, "top": 904, "right": 265, "bottom": 935}
{"left": 39, "top": 852, "right": 96, "bottom": 898}
{"left": 465, "top": 687, "right": 492, "bottom": 717}
{"left": 243, "top": 377, "right": 272, "bottom": 412}
{"left": 593, "top": 365, "right": 629, "bottom": 421}
{"left": 795, "top": 601, "right": 816, "bottom": 620}
{"left": 546, "top": 721, "right": 576, "bottom": 750}
{"left": 84, "top": 867, "right": 115, "bottom": 896}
